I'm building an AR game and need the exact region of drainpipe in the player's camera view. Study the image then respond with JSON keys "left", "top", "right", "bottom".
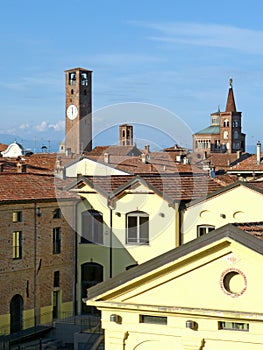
{"left": 33, "top": 202, "right": 37, "bottom": 328}
{"left": 73, "top": 200, "right": 79, "bottom": 316}
{"left": 107, "top": 198, "right": 113, "bottom": 278}
{"left": 109, "top": 206, "right": 113, "bottom": 279}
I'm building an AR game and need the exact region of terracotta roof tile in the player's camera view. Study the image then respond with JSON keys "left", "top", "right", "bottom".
{"left": 0, "top": 143, "right": 8, "bottom": 152}
{"left": 229, "top": 152, "right": 263, "bottom": 171}
{"left": 82, "top": 174, "right": 224, "bottom": 202}
{"left": 86, "top": 145, "right": 142, "bottom": 157}
{"left": 233, "top": 222, "right": 263, "bottom": 240}
{"left": 192, "top": 152, "right": 251, "bottom": 172}
{"left": 0, "top": 173, "right": 75, "bottom": 202}
{"left": 86, "top": 152, "right": 206, "bottom": 175}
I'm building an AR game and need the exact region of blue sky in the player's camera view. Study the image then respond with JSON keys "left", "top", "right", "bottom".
{"left": 1, "top": 0, "right": 263, "bottom": 151}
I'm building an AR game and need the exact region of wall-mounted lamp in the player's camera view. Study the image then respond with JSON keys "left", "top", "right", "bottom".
{"left": 115, "top": 212, "right": 121, "bottom": 217}
{"left": 110, "top": 314, "right": 122, "bottom": 324}
{"left": 36, "top": 207, "right": 42, "bottom": 217}
{"left": 186, "top": 320, "right": 198, "bottom": 330}
{"left": 220, "top": 213, "right": 226, "bottom": 219}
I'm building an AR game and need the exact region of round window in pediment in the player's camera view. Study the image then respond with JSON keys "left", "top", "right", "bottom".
{"left": 220, "top": 268, "right": 247, "bottom": 297}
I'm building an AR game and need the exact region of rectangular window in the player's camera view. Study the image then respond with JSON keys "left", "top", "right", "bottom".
{"left": 139, "top": 315, "right": 167, "bottom": 325}
{"left": 54, "top": 271, "right": 60, "bottom": 287}
{"left": 53, "top": 227, "right": 61, "bottom": 254}
{"left": 12, "top": 231, "right": 22, "bottom": 259}
{"left": 218, "top": 321, "right": 249, "bottom": 331}
{"left": 13, "top": 211, "right": 22, "bottom": 222}
{"left": 81, "top": 210, "right": 103, "bottom": 244}
{"left": 127, "top": 212, "right": 149, "bottom": 245}
{"left": 197, "top": 225, "right": 215, "bottom": 237}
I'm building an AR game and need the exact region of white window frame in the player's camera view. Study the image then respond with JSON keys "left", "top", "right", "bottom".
{"left": 197, "top": 225, "right": 215, "bottom": 237}
{"left": 126, "top": 211, "right": 149, "bottom": 245}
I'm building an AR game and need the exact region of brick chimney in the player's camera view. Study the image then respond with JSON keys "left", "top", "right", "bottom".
{"left": 257, "top": 141, "right": 261, "bottom": 165}
{"left": 144, "top": 145, "right": 150, "bottom": 154}
{"left": 17, "top": 162, "right": 26, "bottom": 173}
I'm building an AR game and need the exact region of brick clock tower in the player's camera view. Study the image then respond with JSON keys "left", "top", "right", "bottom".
{"left": 65, "top": 68, "right": 92, "bottom": 154}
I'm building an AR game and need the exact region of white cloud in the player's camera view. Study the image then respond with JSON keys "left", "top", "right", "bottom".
{"left": 49, "top": 120, "right": 65, "bottom": 131}
{"left": 19, "top": 123, "right": 30, "bottom": 130}
{"left": 35, "top": 121, "right": 48, "bottom": 132}
{"left": 35, "top": 120, "right": 65, "bottom": 132}
{"left": 132, "top": 21, "right": 263, "bottom": 54}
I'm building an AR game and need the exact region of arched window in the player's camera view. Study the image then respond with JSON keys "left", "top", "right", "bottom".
{"left": 197, "top": 225, "right": 215, "bottom": 237}
{"left": 126, "top": 211, "right": 149, "bottom": 245}
{"left": 224, "top": 119, "right": 229, "bottom": 127}
{"left": 71, "top": 89, "right": 74, "bottom": 95}
{"left": 10, "top": 294, "right": 23, "bottom": 333}
{"left": 81, "top": 262, "right": 103, "bottom": 314}
{"left": 81, "top": 210, "right": 103, "bottom": 244}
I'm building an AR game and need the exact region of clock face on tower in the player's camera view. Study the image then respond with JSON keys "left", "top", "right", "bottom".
{"left": 67, "top": 104, "right": 78, "bottom": 120}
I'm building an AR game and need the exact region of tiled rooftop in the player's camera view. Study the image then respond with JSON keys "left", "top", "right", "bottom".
{"left": 86, "top": 145, "right": 142, "bottom": 157}
{"left": 86, "top": 152, "right": 206, "bottom": 175}
{"left": 0, "top": 173, "right": 75, "bottom": 202}
{"left": 0, "top": 143, "right": 8, "bottom": 152}
{"left": 192, "top": 152, "right": 251, "bottom": 172}
{"left": 229, "top": 152, "right": 263, "bottom": 171}
{"left": 81, "top": 173, "right": 224, "bottom": 202}
{"left": 233, "top": 222, "right": 263, "bottom": 240}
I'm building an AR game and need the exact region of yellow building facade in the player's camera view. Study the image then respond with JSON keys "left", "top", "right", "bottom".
{"left": 71, "top": 176, "right": 178, "bottom": 314}
{"left": 182, "top": 182, "right": 263, "bottom": 244}
{"left": 85, "top": 224, "right": 263, "bottom": 349}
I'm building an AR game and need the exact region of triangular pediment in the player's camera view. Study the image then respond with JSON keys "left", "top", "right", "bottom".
{"left": 86, "top": 226, "right": 263, "bottom": 316}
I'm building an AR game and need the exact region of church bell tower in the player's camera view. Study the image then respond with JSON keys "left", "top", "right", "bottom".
{"left": 65, "top": 68, "right": 92, "bottom": 154}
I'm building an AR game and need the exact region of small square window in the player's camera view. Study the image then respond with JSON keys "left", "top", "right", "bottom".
{"left": 53, "top": 208, "right": 61, "bottom": 219}
{"left": 13, "top": 211, "right": 22, "bottom": 222}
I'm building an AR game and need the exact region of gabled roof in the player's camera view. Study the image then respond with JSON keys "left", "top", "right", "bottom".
{"left": 85, "top": 224, "right": 263, "bottom": 301}
{"left": 68, "top": 173, "right": 224, "bottom": 203}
